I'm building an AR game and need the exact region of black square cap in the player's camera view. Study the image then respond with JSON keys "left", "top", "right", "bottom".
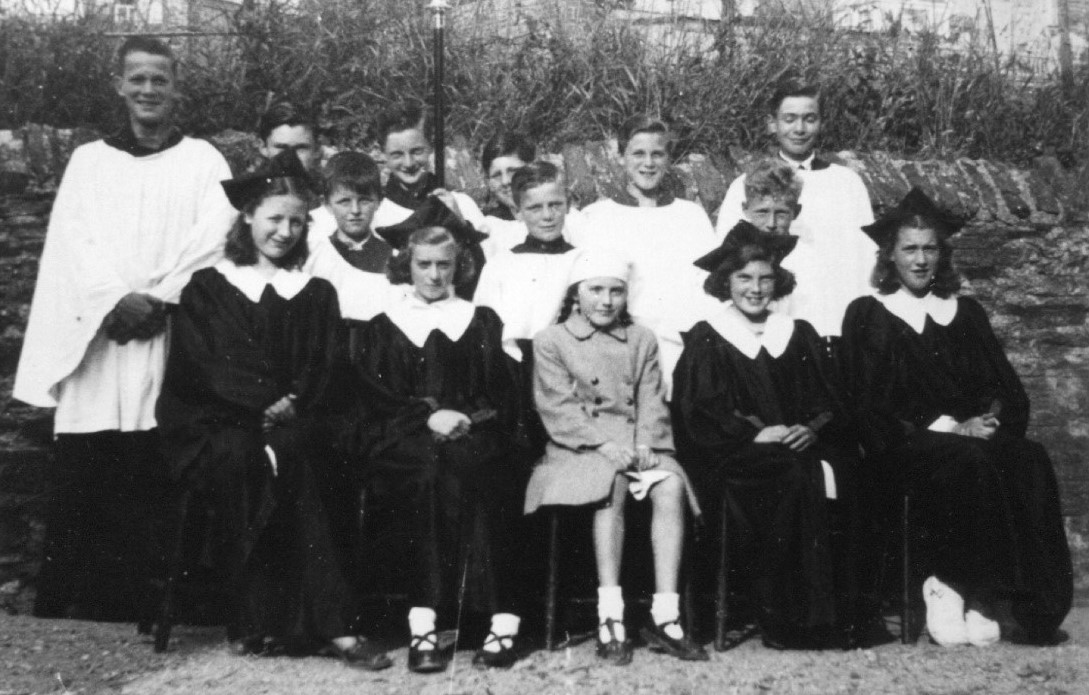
{"left": 221, "top": 149, "right": 313, "bottom": 211}
{"left": 376, "top": 196, "right": 488, "bottom": 250}
{"left": 862, "top": 187, "right": 966, "bottom": 247}
{"left": 693, "top": 220, "right": 799, "bottom": 272}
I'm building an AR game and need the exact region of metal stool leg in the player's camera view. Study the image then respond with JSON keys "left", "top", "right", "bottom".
{"left": 901, "top": 493, "right": 913, "bottom": 645}
{"left": 714, "top": 505, "right": 729, "bottom": 651}
{"left": 154, "top": 488, "right": 192, "bottom": 653}
{"left": 545, "top": 509, "right": 559, "bottom": 651}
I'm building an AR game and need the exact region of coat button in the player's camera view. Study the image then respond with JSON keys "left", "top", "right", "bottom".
{"left": 591, "top": 377, "right": 600, "bottom": 385}
{"left": 626, "top": 397, "right": 634, "bottom": 405}
{"left": 592, "top": 412, "right": 600, "bottom": 418}
{"left": 594, "top": 397, "right": 603, "bottom": 405}
{"left": 627, "top": 417, "right": 635, "bottom": 424}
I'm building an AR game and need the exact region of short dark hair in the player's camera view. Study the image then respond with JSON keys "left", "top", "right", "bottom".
{"left": 224, "top": 177, "right": 312, "bottom": 269}
{"left": 744, "top": 158, "right": 802, "bottom": 205}
{"left": 510, "top": 161, "right": 564, "bottom": 208}
{"left": 322, "top": 151, "right": 382, "bottom": 200}
{"left": 556, "top": 282, "right": 633, "bottom": 326}
{"left": 617, "top": 115, "right": 673, "bottom": 156}
{"left": 377, "top": 102, "right": 432, "bottom": 150}
{"left": 386, "top": 226, "right": 477, "bottom": 287}
{"left": 258, "top": 101, "right": 318, "bottom": 143}
{"left": 117, "top": 36, "right": 176, "bottom": 74}
{"left": 481, "top": 131, "right": 536, "bottom": 174}
{"left": 768, "top": 78, "right": 823, "bottom": 115}
{"left": 703, "top": 244, "right": 796, "bottom": 301}
{"left": 871, "top": 217, "right": 962, "bottom": 298}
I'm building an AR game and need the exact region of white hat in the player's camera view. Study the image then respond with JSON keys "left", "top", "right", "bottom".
{"left": 568, "top": 248, "right": 631, "bottom": 285}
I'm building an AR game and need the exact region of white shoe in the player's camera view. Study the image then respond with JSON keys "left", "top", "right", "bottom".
{"left": 923, "top": 576, "right": 969, "bottom": 646}
{"left": 966, "top": 608, "right": 1001, "bottom": 646}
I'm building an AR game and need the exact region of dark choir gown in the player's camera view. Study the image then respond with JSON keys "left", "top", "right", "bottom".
{"left": 157, "top": 265, "right": 359, "bottom": 643}
{"left": 348, "top": 300, "right": 520, "bottom": 618}
{"left": 672, "top": 311, "right": 857, "bottom": 639}
{"left": 843, "top": 294, "right": 1072, "bottom": 640}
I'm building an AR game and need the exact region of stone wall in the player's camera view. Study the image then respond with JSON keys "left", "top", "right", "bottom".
{"left": 1, "top": 124, "right": 1088, "bottom": 607}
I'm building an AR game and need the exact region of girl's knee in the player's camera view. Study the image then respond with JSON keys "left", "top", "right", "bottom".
{"left": 650, "top": 474, "right": 684, "bottom": 506}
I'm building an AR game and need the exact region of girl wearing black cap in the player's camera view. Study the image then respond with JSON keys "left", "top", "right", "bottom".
{"left": 346, "top": 212, "right": 522, "bottom": 673}
{"left": 671, "top": 222, "right": 859, "bottom": 649}
{"left": 156, "top": 151, "right": 391, "bottom": 669}
{"left": 842, "top": 188, "right": 1072, "bottom": 647}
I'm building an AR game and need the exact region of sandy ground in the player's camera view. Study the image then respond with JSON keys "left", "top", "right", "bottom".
{"left": 1, "top": 608, "right": 1087, "bottom": 695}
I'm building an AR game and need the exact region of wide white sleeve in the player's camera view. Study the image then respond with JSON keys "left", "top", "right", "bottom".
{"left": 453, "top": 191, "right": 486, "bottom": 230}
{"left": 145, "top": 148, "right": 234, "bottom": 304}
{"left": 713, "top": 174, "right": 747, "bottom": 241}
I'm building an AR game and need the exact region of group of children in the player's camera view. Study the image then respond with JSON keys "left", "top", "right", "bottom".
{"left": 20, "top": 36, "right": 1072, "bottom": 680}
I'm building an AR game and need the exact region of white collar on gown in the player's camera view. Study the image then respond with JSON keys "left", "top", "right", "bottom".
{"left": 706, "top": 302, "right": 795, "bottom": 359}
{"left": 875, "top": 287, "right": 958, "bottom": 334}
{"left": 215, "top": 259, "right": 310, "bottom": 302}
{"left": 386, "top": 291, "right": 475, "bottom": 347}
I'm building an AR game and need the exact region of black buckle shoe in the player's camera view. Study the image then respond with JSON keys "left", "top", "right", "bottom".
{"left": 640, "top": 619, "right": 709, "bottom": 661}
{"left": 472, "top": 632, "right": 518, "bottom": 669}
{"left": 595, "top": 618, "right": 633, "bottom": 666}
{"left": 408, "top": 631, "right": 452, "bottom": 674}
{"left": 323, "top": 637, "right": 393, "bottom": 671}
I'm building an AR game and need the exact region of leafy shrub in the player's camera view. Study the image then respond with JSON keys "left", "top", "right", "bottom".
{"left": 1, "top": 0, "right": 1087, "bottom": 167}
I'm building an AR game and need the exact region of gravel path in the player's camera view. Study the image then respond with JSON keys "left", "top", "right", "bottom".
{"left": 2, "top": 609, "right": 1086, "bottom": 694}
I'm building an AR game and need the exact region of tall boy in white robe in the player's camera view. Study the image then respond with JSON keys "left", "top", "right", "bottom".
{"left": 714, "top": 79, "right": 876, "bottom": 340}
{"left": 14, "top": 37, "right": 234, "bottom": 619}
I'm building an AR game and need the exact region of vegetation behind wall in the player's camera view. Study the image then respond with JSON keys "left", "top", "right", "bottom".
{"left": 1, "top": 1, "right": 1088, "bottom": 166}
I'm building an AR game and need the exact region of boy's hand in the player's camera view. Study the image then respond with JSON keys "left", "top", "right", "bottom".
{"left": 954, "top": 415, "right": 998, "bottom": 440}
{"left": 106, "top": 293, "right": 166, "bottom": 343}
{"left": 633, "top": 445, "right": 660, "bottom": 471}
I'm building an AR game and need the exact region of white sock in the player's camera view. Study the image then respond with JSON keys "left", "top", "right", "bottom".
{"left": 597, "top": 586, "right": 626, "bottom": 643}
{"left": 483, "top": 613, "right": 520, "bottom": 652}
{"left": 651, "top": 592, "right": 684, "bottom": 639}
{"left": 408, "top": 606, "right": 437, "bottom": 650}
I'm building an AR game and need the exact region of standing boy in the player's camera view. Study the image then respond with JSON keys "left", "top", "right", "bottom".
{"left": 15, "top": 37, "right": 234, "bottom": 620}
{"left": 715, "top": 80, "right": 876, "bottom": 342}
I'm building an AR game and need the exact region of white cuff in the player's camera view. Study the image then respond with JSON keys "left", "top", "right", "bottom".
{"left": 928, "top": 415, "right": 958, "bottom": 433}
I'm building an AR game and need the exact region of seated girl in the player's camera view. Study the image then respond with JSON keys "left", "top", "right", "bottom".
{"left": 842, "top": 188, "right": 1072, "bottom": 647}
{"left": 347, "top": 211, "right": 522, "bottom": 673}
{"left": 525, "top": 250, "right": 707, "bottom": 665}
{"left": 671, "top": 223, "right": 857, "bottom": 649}
{"left": 156, "top": 151, "right": 390, "bottom": 669}
{"left": 371, "top": 102, "right": 485, "bottom": 232}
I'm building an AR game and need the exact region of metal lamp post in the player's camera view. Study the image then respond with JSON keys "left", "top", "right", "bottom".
{"left": 427, "top": 0, "right": 451, "bottom": 188}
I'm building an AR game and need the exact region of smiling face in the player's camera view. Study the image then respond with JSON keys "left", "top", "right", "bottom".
{"left": 410, "top": 240, "right": 458, "bottom": 303}
{"left": 246, "top": 194, "right": 309, "bottom": 269}
{"left": 891, "top": 226, "right": 940, "bottom": 296}
{"left": 384, "top": 128, "right": 432, "bottom": 187}
{"left": 621, "top": 131, "right": 671, "bottom": 196}
{"left": 576, "top": 277, "right": 628, "bottom": 329}
{"left": 114, "top": 51, "right": 176, "bottom": 128}
{"left": 488, "top": 154, "right": 528, "bottom": 212}
{"left": 326, "top": 184, "right": 380, "bottom": 241}
{"left": 728, "top": 260, "right": 776, "bottom": 319}
{"left": 743, "top": 195, "right": 798, "bottom": 236}
{"left": 517, "top": 181, "right": 568, "bottom": 242}
{"left": 263, "top": 125, "right": 321, "bottom": 173}
{"left": 769, "top": 96, "right": 822, "bottom": 162}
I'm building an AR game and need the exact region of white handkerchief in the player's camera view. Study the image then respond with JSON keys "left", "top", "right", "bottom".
{"left": 625, "top": 469, "right": 673, "bottom": 500}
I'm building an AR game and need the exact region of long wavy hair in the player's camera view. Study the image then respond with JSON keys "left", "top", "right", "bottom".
{"left": 556, "top": 282, "right": 634, "bottom": 326}
{"left": 224, "top": 177, "right": 311, "bottom": 269}
{"left": 703, "top": 244, "right": 796, "bottom": 302}
{"left": 871, "top": 215, "right": 961, "bottom": 297}
{"left": 386, "top": 226, "right": 478, "bottom": 288}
